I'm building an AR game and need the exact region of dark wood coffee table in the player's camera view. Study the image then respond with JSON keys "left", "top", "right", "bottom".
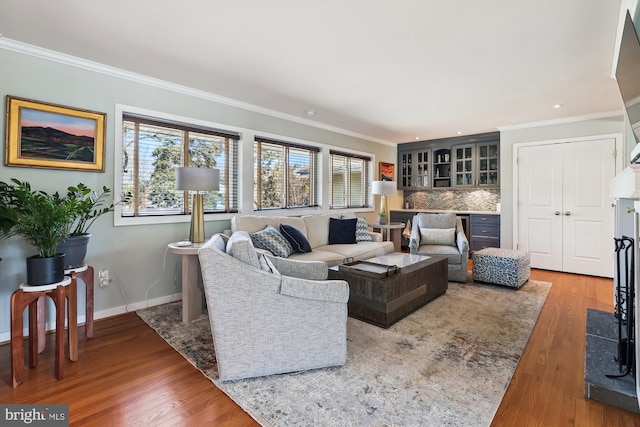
{"left": 328, "top": 252, "right": 448, "bottom": 328}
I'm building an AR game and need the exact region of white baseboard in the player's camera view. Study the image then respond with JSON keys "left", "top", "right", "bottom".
{"left": 0, "top": 293, "right": 182, "bottom": 344}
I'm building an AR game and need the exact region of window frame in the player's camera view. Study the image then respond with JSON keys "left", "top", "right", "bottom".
{"left": 329, "top": 149, "right": 373, "bottom": 210}
{"left": 253, "top": 136, "right": 319, "bottom": 211}
{"left": 114, "top": 105, "right": 243, "bottom": 226}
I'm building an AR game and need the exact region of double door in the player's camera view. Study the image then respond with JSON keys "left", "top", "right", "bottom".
{"left": 516, "top": 137, "right": 615, "bottom": 277}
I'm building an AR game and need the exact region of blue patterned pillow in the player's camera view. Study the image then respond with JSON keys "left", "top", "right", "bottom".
{"left": 355, "top": 217, "right": 372, "bottom": 242}
{"left": 251, "top": 225, "right": 293, "bottom": 258}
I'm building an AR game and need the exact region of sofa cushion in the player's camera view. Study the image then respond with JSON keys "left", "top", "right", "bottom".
{"left": 417, "top": 244, "right": 463, "bottom": 264}
{"left": 420, "top": 227, "right": 456, "bottom": 246}
{"left": 329, "top": 218, "right": 357, "bottom": 244}
{"left": 280, "top": 224, "right": 312, "bottom": 253}
{"left": 251, "top": 225, "right": 293, "bottom": 258}
{"left": 288, "top": 249, "right": 345, "bottom": 267}
{"left": 232, "top": 215, "right": 307, "bottom": 236}
{"left": 302, "top": 213, "right": 340, "bottom": 248}
{"left": 226, "top": 231, "right": 261, "bottom": 269}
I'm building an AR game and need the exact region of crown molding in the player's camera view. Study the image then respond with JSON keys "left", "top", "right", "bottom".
{"left": 497, "top": 110, "right": 623, "bottom": 132}
{"left": 0, "top": 37, "right": 395, "bottom": 146}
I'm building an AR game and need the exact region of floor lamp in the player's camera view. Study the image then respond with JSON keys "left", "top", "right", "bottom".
{"left": 176, "top": 167, "right": 220, "bottom": 243}
{"left": 372, "top": 180, "right": 396, "bottom": 225}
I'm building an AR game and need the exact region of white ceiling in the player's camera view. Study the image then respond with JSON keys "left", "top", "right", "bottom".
{"left": 0, "top": 0, "right": 627, "bottom": 144}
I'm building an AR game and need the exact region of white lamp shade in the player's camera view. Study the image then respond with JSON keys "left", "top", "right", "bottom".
{"left": 176, "top": 167, "right": 220, "bottom": 191}
{"left": 372, "top": 180, "right": 396, "bottom": 195}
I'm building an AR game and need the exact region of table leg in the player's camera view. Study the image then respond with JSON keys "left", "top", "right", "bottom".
{"left": 67, "top": 274, "right": 78, "bottom": 361}
{"left": 181, "top": 254, "right": 203, "bottom": 323}
{"left": 53, "top": 286, "right": 65, "bottom": 380}
{"left": 79, "top": 266, "right": 94, "bottom": 338}
{"left": 391, "top": 228, "right": 402, "bottom": 252}
{"left": 37, "top": 296, "right": 46, "bottom": 354}
{"left": 11, "top": 290, "right": 25, "bottom": 387}
{"left": 29, "top": 299, "right": 39, "bottom": 368}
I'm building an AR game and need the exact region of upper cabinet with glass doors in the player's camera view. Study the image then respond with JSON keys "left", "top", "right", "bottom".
{"left": 453, "top": 141, "right": 499, "bottom": 188}
{"left": 399, "top": 148, "right": 431, "bottom": 189}
{"left": 397, "top": 131, "right": 499, "bottom": 191}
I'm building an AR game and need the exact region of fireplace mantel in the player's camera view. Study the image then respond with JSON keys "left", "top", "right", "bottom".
{"left": 610, "top": 164, "right": 640, "bottom": 199}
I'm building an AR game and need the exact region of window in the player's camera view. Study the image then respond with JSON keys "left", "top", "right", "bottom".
{"left": 121, "top": 114, "right": 239, "bottom": 218}
{"left": 330, "top": 150, "right": 372, "bottom": 209}
{"left": 254, "top": 137, "right": 318, "bottom": 210}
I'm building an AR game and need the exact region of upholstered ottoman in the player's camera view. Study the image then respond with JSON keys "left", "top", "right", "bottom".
{"left": 472, "top": 248, "right": 530, "bottom": 288}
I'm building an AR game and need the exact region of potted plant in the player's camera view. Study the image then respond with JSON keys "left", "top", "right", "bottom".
{"left": 0, "top": 179, "right": 79, "bottom": 285}
{"left": 57, "top": 183, "right": 126, "bottom": 269}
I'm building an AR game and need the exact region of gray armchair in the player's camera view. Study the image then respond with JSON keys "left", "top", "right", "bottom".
{"left": 409, "top": 213, "right": 469, "bottom": 282}
{"left": 198, "top": 232, "right": 349, "bottom": 382}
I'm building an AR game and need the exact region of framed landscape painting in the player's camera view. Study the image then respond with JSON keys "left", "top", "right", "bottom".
{"left": 5, "top": 96, "right": 106, "bottom": 171}
{"left": 379, "top": 162, "right": 394, "bottom": 181}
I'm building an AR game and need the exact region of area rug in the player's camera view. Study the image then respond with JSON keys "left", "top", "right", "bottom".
{"left": 137, "top": 278, "right": 551, "bottom": 426}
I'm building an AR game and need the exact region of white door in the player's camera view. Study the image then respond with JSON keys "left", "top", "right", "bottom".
{"left": 517, "top": 137, "right": 616, "bottom": 277}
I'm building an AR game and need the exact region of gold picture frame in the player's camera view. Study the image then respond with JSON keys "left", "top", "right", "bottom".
{"left": 5, "top": 96, "right": 106, "bottom": 172}
{"left": 379, "top": 162, "right": 394, "bottom": 181}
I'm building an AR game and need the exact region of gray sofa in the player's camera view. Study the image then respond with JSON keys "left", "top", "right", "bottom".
{"left": 409, "top": 212, "right": 469, "bottom": 282}
{"left": 198, "top": 232, "right": 350, "bottom": 381}
{"left": 231, "top": 211, "right": 394, "bottom": 266}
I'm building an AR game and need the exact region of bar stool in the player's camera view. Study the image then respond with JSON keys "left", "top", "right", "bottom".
{"left": 10, "top": 272, "right": 78, "bottom": 387}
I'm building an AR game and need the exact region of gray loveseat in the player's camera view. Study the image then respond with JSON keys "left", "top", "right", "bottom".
{"left": 231, "top": 211, "right": 394, "bottom": 266}
{"left": 198, "top": 232, "right": 350, "bottom": 381}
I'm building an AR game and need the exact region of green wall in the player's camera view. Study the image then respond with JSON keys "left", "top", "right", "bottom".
{"left": 0, "top": 47, "right": 396, "bottom": 340}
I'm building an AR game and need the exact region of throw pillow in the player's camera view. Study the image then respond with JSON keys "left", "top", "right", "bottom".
{"left": 419, "top": 227, "right": 456, "bottom": 246}
{"left": 341, "top": 215, "right": 373, "bottom": 242}
{"left": 328, "top": 217, "right": 357, "bottom": 245}
{"left": 355, "top": 217, "right": 373, "bottom": 242}
{"left": 251, "top": 225, "right": 293, "bottom": 258}
{"left": 226, "top": 231, "right": 261, "bottom": 269}
{"left": 280, "top": 224, "right": 312, "bottom": 253}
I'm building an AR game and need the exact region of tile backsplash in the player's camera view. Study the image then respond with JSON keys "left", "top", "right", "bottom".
{"left": 404, "top": 189, "right": 500, "bottom": 211}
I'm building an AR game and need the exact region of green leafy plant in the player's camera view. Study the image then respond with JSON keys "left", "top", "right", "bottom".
{"left": 64, "top": 183, "right": 129, "bottom": 236}
{"left": 0, "top": 179, "right": 79, "bottom": 258}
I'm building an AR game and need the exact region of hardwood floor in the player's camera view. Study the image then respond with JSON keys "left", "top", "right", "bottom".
{"left": 1, "top": 269, "right": 639, "bottom": 426}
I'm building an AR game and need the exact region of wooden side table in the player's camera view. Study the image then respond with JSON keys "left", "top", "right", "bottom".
{"left": 368, "top": 222, "right": 405, "bottom": 252}
{"left": 168, "top": 242, "right": 206, "bottom": 323}
{"left": 10, "top": 273, "right": 78, "bottom": 387}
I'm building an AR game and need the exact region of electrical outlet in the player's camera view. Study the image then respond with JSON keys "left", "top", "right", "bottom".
{"left": 99, "top": 269, "right": 110, "bottom": 287}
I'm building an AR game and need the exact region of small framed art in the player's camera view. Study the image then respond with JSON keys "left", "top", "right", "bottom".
{"left": 5, "top": 96, "right": 106, "bottom": 172}
{"left": 379, "top": 162, "right": 395, "bottom": 181}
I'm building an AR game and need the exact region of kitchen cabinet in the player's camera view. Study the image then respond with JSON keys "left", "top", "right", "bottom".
{"left": 398, "top": 131, "right": 499, "bottom": 191}
{"left": 453, "top": 141, "right": 499, "bottom": 188}
{"left": 399, "top": 148, "right": 432, "bottom": 189}
{"left": 470, "top": 214, "right": 500, "bottom": 252}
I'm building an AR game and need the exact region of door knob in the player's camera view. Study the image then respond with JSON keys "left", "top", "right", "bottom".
{"left": 554, "top": 211, "right": 561, "bottom": 216}
{"left": 564, "top": 211, "right": 571, "bottom": 216}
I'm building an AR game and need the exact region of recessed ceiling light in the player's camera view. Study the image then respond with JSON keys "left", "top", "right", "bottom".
{"left": 305, "top": 109, "right": 315, "bottom": 116}
{"left": 553, "top": 104, "right": 564, "bottom": 109}
{"left": 457, "top": 131, "right": 463, "bottom": 135}
{"left": 415, "top": 137, "right": 420, "bottom": 140}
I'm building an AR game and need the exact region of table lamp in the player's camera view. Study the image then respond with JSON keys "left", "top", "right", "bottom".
{"left": 372, "top": 181, "right": 396, "bottom": 225}
{"left": 176, "top": 167, "right": 220, "bottom": 243}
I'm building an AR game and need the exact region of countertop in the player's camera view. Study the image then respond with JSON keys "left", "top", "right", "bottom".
{"left": 390, "top": 209, "right": 500, "bottom": 215}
